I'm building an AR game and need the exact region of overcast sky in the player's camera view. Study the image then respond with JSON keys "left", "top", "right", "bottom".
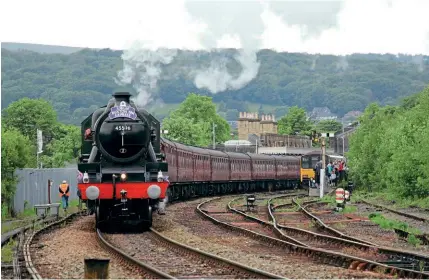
{"left": 1, "top": 0, "right": 429, "bottom": 55}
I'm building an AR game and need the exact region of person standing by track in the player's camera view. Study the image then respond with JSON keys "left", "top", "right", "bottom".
{"left": 314, "top": 160, "right": 322, "bottom": 187}
{"left": 59, "top": 180, "right": 70, "bottom": 213}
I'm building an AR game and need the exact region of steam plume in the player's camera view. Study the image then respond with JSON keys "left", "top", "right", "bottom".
{"left": 193, "top": 49, "right": 260, "bottom": 93}
{"left": 115, "top": 41, "right": 177, "bottom": 107}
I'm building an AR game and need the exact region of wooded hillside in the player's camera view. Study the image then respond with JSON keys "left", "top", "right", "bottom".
{"left": 2, "top": 47, "right": 428, "bottom": 124}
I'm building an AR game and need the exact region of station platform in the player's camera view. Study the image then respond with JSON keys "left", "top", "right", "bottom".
{"left": 308, "top": 185, "right": 332, "bottom": 197}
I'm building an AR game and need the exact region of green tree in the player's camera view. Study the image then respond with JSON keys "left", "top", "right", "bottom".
{"left": 162, "top": 93, "right": 231, "bottom": 146}
{"left": 41, "top": 124, "right": 81, "bottom": 167}
{"left": 162, "top": 116, "right": 208, "bottom": 146}
{"left": 277, "top": 106, "right": 313, "bottom": 135}
{"left": 315, "top": 119, "right": 343, "bottom": 133}
{"left": 347, "top": 85, "right": 429, "bottom": 202}
{"left": 1, "top": 127, "right": 34, "bottom": 214}
{"left": 2, "top": 98, "right": 58, "bottom": 142}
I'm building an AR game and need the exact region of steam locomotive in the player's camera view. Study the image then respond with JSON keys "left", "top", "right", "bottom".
{"left": 77, "top": 92, "right": 169, "bottom": 230}
{"left": 77, "top": 91, "right": 302, "bottom": 231}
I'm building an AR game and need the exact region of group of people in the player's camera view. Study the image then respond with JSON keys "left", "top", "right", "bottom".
{"left": 313, "top": 159, "right": 348, "bottom": 187}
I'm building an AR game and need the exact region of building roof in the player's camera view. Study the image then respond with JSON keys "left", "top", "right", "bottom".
{"left": 258, "top": 147, "right": 335, "bottom": 155}
{"left": 224, "top": 140, "right": 252, "bottom": 146}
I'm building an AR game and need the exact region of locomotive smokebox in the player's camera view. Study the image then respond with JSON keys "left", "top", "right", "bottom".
{"left": 92, "top": 91, "right": 151, "bottom": 164}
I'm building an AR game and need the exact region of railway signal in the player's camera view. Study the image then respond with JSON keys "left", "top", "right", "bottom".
{"left": 246, "top": 194, "right": 256, "bottom": 211}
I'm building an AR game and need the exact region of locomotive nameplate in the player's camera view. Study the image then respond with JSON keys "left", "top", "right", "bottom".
{"left": 114, "top": 125, "right": 132, "bottom": 131}
{"left": 109, "top": 101, "right": 137, "bottom": 120}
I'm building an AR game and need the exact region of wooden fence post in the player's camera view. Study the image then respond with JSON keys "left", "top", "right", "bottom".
{"left": 84, "top": 258, "right": 109, "bottom": 279}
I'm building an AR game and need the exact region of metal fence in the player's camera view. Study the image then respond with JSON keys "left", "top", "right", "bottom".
{"left": 13, "top": 168, "right": 79, "bottom": 213}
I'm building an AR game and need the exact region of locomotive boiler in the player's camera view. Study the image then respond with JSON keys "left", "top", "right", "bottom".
{"left": 77, "top": 92, "right": 169, "bottom": 230}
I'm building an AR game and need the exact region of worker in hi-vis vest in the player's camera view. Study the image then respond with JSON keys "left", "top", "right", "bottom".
{"left": 59, "top": 180, "right": 70, "bottom": 210}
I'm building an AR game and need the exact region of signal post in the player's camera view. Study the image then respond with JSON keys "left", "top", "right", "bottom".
{"left": 320, "top": 136, "right": 326, "bottom": 198}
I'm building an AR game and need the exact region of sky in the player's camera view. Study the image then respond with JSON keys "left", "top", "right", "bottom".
{"left": 1, "top": 0, "right": 429, "bottom": 55}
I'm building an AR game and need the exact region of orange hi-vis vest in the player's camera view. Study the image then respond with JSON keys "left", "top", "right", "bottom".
{"left": 59, "top": 183, "right": 70, "bottom": 197}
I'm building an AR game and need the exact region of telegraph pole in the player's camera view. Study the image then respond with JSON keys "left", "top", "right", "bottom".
{"left": 320, "top": 136, "right": 326, "bottom": 198}
{"left": 212, "top": 123, "right": 216, "bottom": 149}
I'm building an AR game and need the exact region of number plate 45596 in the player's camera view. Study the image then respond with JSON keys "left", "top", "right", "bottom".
{"left": 114, "top": 125, "right": 132, "bottom": 131}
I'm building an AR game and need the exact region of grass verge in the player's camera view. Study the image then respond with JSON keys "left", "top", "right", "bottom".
{"left": 1, "top": 239, "right": 17, "bottom": 263}
{"left": 368, "top": 212, "right": 423, "bottom": 246}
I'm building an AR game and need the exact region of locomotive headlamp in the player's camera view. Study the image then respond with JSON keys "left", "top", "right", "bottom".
{"left": 86, "top": 186, "right": 100, "bottom": 200}
{"left": 147, "top": 184, "right": 161, "bottom": 199}
{"left": 83, "top": 172, "right": 89, "bottom": 183}
{"left": 120, "top": 173, "right": 127, "bottom": 181}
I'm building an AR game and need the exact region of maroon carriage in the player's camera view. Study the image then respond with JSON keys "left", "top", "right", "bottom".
{"left": 226, "top": 152, "right": 252, "bottom": 181}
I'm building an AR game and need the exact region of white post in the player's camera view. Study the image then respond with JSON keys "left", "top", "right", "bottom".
{"left": 320, "top": 169, "right": 325, "bottom": 198}
{"left": 320, "top": 137, "right": 326, "bottom": 198}
{"left": 37, "top": 129, "right": 43, "bottom": 169}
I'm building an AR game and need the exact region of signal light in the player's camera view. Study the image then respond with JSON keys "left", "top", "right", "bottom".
{"left": 120, "top": 173, "right": 127, "bottom": 181}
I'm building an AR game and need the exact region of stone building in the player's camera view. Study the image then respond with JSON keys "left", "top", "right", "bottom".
{"left": 237, "top": 112, "right": 312, "bottom": 149}
{"left": 237, "top": 112, "right": 277, "bottom": 140}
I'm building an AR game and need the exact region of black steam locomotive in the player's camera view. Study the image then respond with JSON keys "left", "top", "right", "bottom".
{"left": 77, "top": 92, "right": 169, "bottom": 230}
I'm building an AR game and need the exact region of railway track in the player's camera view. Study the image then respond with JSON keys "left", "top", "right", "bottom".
{"left": 284, "top": 197, "right": 429, "bottom": 273}
{"left": 1, "top": 215, "right": 66, "bottom": 279}
{"left": 24, "top": 205, "right": 282, "bottom": 279}
{"left": 24, "top": 212, "right": 87, "bottom": 279}
{"left": 198, "top": 194, "right": 429, "bottom": 279}
{"left": 100, "top": 228, "right": 283, "bottom": 279}
{"left": 2, "top": 216, "right": 58, "bottom": 247}
{"left": 267, "top": 195, "right": 429, "bottom": 274}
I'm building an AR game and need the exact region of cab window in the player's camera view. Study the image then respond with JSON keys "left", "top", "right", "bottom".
{"left": 301, "top": 156, "right": 311, "bottom": 168}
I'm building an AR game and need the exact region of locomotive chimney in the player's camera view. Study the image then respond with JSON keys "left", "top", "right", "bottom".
{"left": 112, "top": 92, "right": 132, "bottom": 103}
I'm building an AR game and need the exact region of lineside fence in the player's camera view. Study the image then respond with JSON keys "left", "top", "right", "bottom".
{"left": 12, "top": 168, "right": 79, "bottom": 213}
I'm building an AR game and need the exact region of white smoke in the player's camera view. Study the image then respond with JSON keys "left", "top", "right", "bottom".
{"left": 182, "top": 1, "right": 264, "bottom": 94}
{"left": 113, "top": 0, "right": 429, "bottom": 103}
{"left": 115, "top": 41, "right": 177, "bottom": 107}
{"left": 192, "top": 49, "right": 260, "bottom": 93}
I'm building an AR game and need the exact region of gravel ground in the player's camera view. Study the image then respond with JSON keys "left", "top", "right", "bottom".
{"left": 31, "top": 216, "right": 150, "bottom": 279}
{"left": 153, "top": 196, "right": 389, "bottom": 279}
{"left": 306, "top": 202, "right": 429, "bottom": 254}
